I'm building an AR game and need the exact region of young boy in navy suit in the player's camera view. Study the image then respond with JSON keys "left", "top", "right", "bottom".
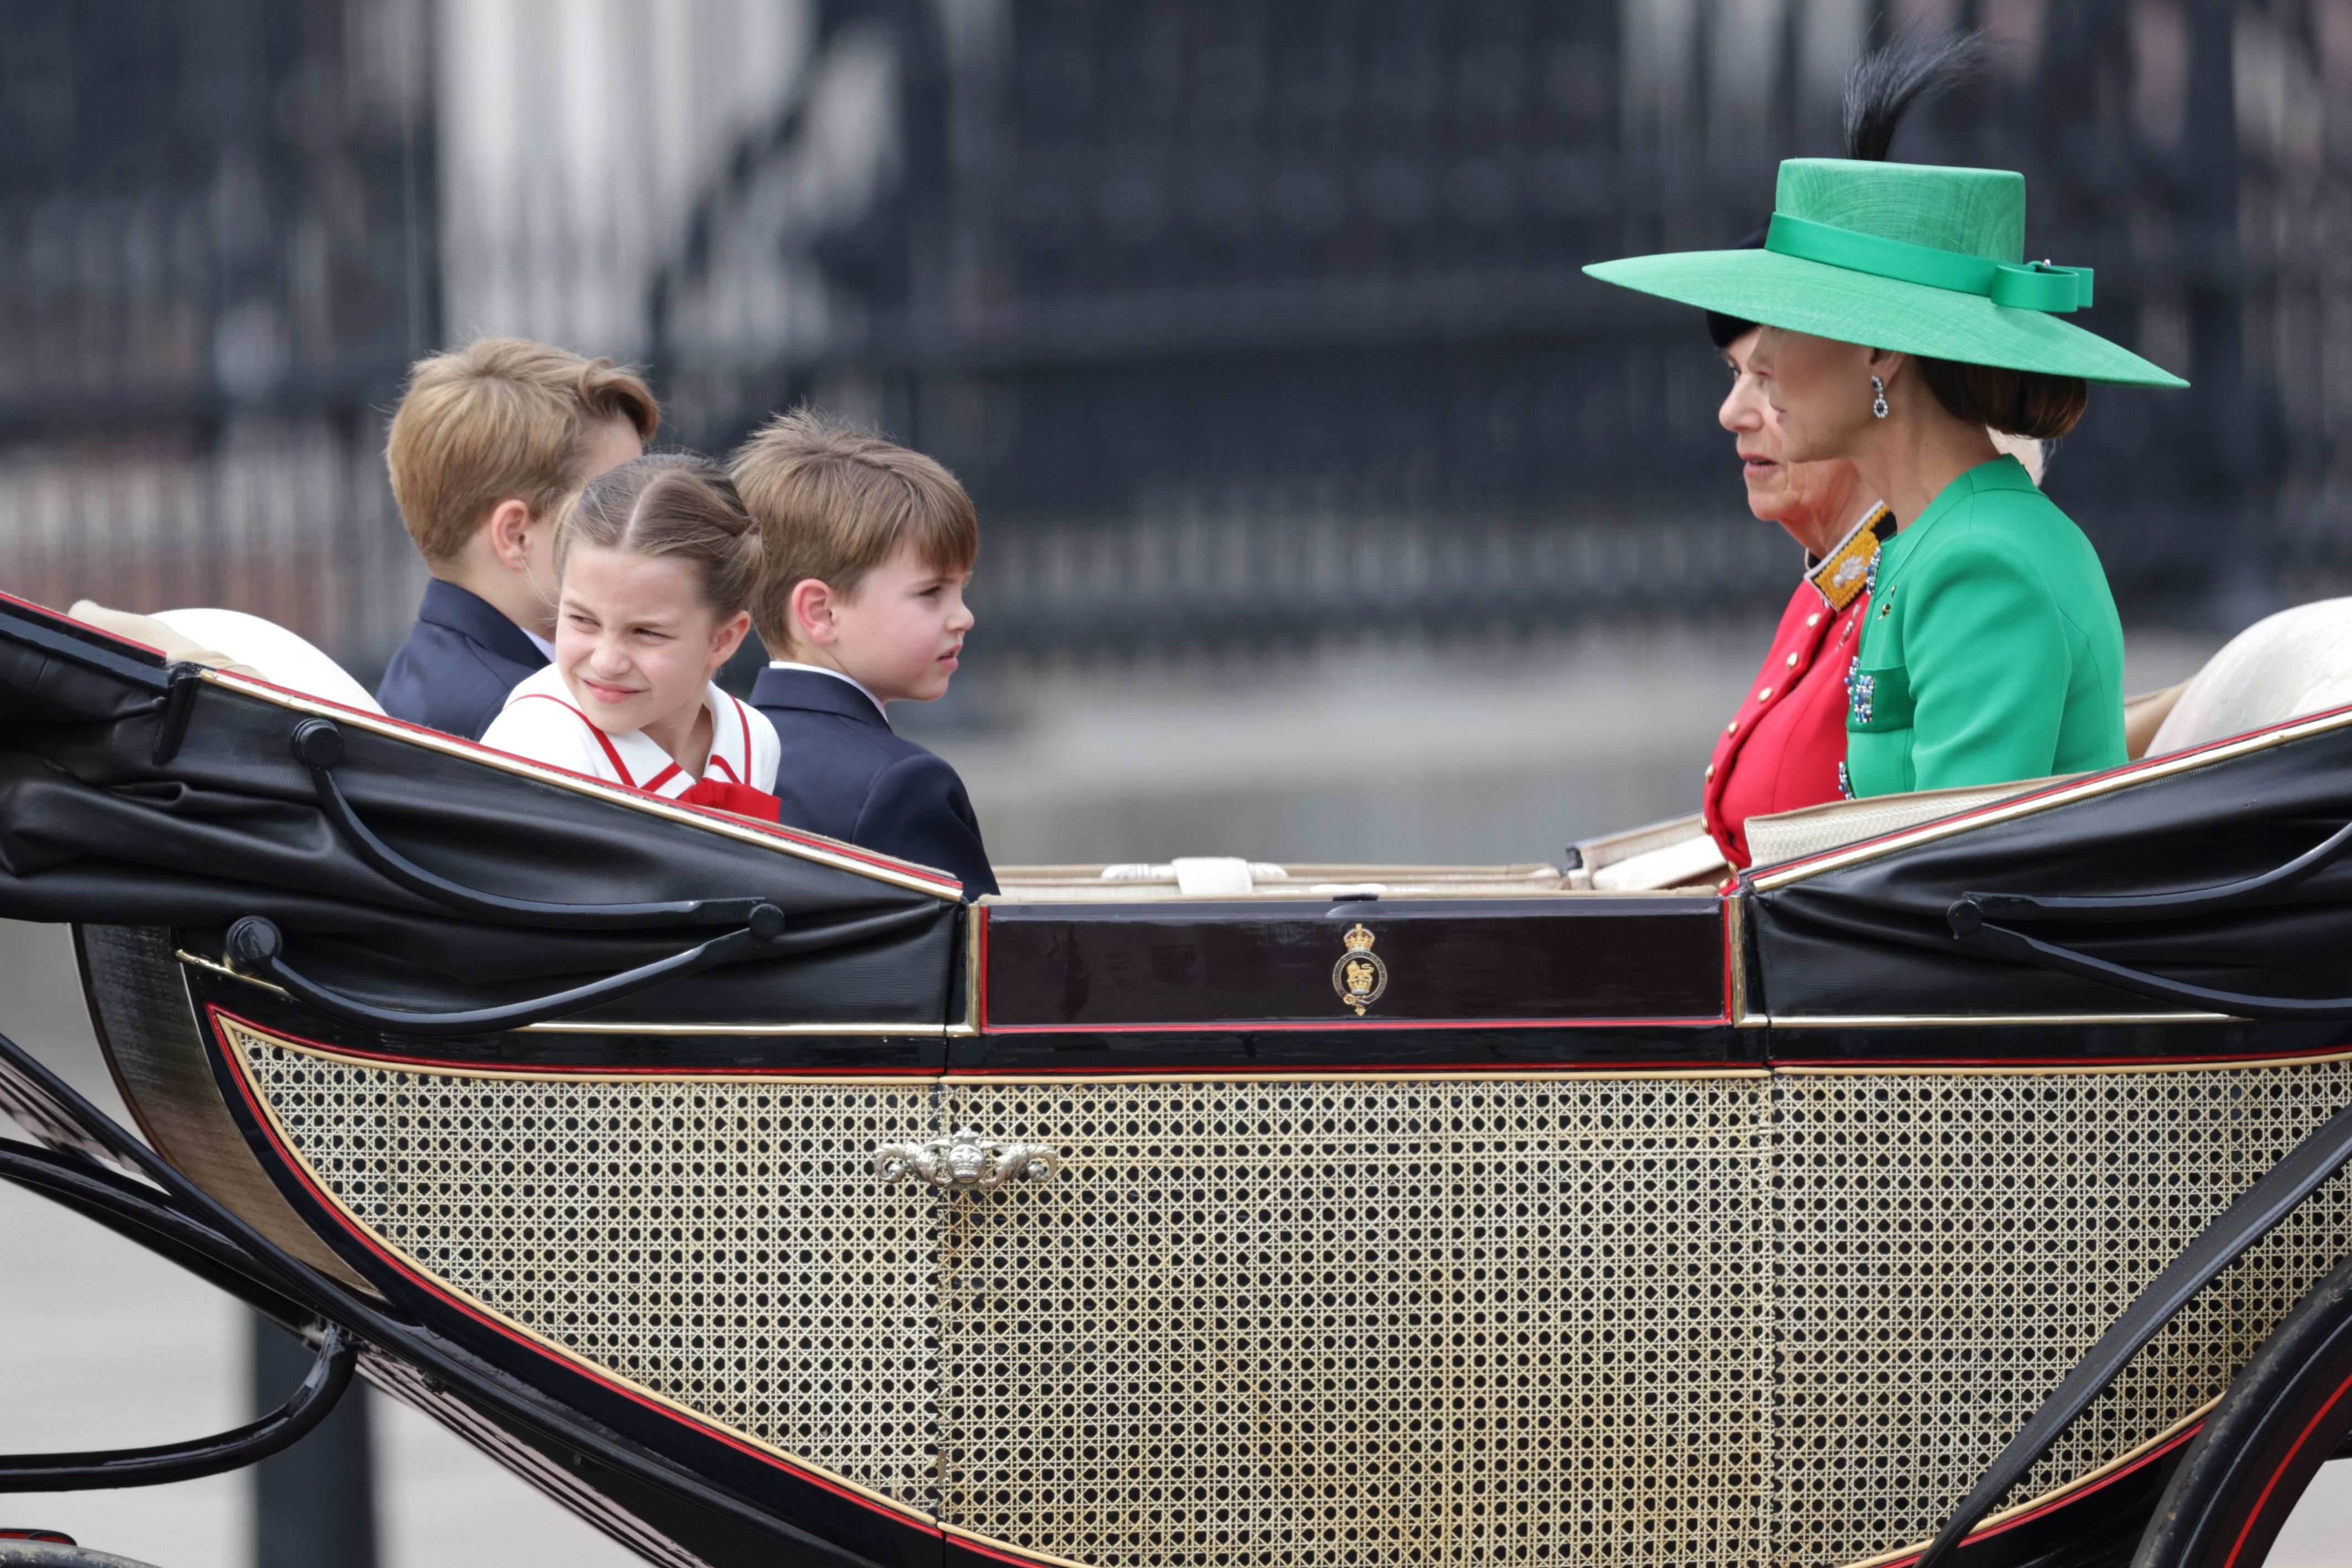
{"left": 730, "top": 410, "right": 997, "bottom": 896}
{"left": 377, "top": 338, "right": 658, "bottom": 739}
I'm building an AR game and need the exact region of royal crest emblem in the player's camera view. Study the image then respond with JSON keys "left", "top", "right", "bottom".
{"left": 1332, "top": 923, "right": 1388, "bottom": 1016}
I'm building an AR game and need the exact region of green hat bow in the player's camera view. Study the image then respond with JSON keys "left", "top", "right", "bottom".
{"left": 1765, "top": 212, "right": 2093, "bottom": 313}
{"left": 1585, "top": 158, "right": 2185, "bottom": 388}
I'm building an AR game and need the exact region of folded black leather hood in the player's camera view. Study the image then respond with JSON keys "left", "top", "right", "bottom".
{"left": 1748, "top": 715, "right": 2352, "bottom": 1018}
{"left": 0, "top": 598, "right": 960, "bottom": 1026}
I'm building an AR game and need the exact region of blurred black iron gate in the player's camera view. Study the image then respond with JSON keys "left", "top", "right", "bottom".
{"left": 648, "top": 0, "right": 2325, "bottom": 657}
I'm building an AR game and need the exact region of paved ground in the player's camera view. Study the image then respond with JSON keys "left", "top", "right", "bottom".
{"left": 2273, "top": 1475, "right": 2352, "bottom": 1567}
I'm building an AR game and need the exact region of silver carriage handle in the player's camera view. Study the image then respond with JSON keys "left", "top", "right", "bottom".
{"left": 872, "top": 1127, "right": 1062, "bottom": 1191}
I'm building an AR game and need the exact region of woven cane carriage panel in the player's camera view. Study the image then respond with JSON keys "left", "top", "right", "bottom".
{"left": 1778, "top": 1063, "right": 2352, "bottom": 1567}
{"left": 937, "top": 1074, "right": 1775, "bottom": 1568}
{"left": 222, "top": 1023, "right": 945, "bottom": 1516}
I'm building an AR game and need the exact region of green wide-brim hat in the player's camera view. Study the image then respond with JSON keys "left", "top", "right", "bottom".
{"left": 1585, "top": 159, "right": 2188, "bottom": 389}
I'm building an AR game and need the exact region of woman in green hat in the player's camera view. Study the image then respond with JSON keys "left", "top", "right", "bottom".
{"left": 1587, "top": 158, "right": 2186, "bottom": 799}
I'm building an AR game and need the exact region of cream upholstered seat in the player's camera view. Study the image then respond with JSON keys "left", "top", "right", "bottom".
{"left": 2146, "top": 597, "right": 2352, "bottom": 755}
{"left": 1744, "top": 776, "right": 2064, "bottom": 867}
{"left": 1562, "top": 814, "right": 1728, "bottom": 891}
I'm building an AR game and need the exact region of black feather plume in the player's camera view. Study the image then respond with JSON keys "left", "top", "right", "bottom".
{"left": 1843, "top": 25, "right": 1988, "bottom": 163}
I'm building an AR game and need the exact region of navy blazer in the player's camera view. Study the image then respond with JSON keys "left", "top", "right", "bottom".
{"left": 377, "top": 579, "right": 549, "bottom": 741}
{"left": 750, "top": 667, "right": 999, "bottom": 897}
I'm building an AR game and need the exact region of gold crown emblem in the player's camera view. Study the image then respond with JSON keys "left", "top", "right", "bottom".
{"left": 1332, "top": 923, "right": 1389, "bottom": 1015}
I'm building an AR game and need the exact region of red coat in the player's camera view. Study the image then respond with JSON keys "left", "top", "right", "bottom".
{"left": 1702, "top": 506, "right": 1893, "bottom": 867}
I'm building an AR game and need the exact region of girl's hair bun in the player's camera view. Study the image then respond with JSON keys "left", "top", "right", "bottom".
{"left": 557, "top": 452, "right": 765, "bottom": 615}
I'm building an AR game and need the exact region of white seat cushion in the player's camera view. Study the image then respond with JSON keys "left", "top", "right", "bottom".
{"left": 2149, "top": 597, "right": 2352, "bottom": 754}
{"left": 151, "top": 608, "right": 384, "bottom": 716}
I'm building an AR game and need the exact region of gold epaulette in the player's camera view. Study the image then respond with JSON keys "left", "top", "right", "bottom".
{"left": 1807, "top": 503, "right": 1895, "bottom": 613}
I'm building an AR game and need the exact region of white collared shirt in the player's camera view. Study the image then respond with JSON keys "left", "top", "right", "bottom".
{"left": 521, "top": 625, "right": 557, "bottom": 663}
{"left": 766, "top": 659, "right": 887, "bottom": 719}
{"left": 480, "top": 664, "right": 780, "bottom": 797}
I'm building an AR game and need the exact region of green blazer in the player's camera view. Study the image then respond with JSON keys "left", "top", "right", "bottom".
{"left": 1845, "top": 455, "right": 2125, "bottom": 798}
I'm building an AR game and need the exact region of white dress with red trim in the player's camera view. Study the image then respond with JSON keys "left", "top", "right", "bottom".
{"left": 478, "top": 665, "right": 781, "bottom": 798}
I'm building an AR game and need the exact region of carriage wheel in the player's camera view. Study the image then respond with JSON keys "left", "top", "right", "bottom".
{"left": 2139, "top": 1252, "right": 2352, "bottom": 1567}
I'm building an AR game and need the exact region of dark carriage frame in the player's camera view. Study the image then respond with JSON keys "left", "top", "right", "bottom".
{"left": 7, "top": 593, "right": 2352, "bottom": 1568}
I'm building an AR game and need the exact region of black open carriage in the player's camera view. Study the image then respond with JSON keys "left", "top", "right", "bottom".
{"left": 6, "top": 592, "right": 2352, "bottom": 1568}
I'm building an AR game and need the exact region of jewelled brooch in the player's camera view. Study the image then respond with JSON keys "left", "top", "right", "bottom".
{"left": 1847, "top": 656, "right": 1874, "bottom": 725}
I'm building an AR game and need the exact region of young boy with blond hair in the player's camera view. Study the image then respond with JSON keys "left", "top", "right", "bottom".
{"left": 732, "top": 410, "right": 997, "bottom": 896}
{"left": 377, "top": 337, "right": 658, "bottom": 738}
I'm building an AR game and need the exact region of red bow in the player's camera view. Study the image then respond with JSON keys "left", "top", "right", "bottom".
{"left": 676, "top": 777, "right": 781, "bottom": 820}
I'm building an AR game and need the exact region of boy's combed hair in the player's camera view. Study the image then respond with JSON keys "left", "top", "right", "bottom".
{"left": 730, "top": 409, "right": 978, "bottom": 651}
{"left": 386, "top": 336, "right": 660, "bottom": 568}
{"left": 557, "top": 453, "right": 764, "bottom": 616}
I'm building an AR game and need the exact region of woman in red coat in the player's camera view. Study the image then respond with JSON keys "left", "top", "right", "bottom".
{"left": 1700, "top": 306, "right": 1890, "bottom": 868}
